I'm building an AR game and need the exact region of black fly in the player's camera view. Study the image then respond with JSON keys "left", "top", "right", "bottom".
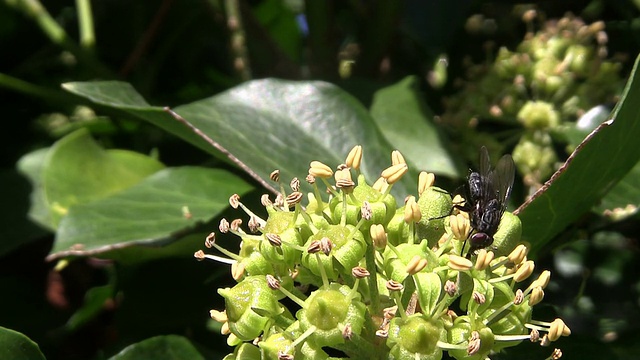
{"left": 457, "top": 146, "right": 515, "bottom": 258}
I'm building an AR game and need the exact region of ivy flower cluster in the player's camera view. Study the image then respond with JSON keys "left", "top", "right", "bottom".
{"left": 442, "top": 10, "right": 623, "bottom": 187}
{"left": 196, "top": 146, "right": 570, "bottom": 360}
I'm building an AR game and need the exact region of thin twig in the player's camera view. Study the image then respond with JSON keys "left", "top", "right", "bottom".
{"left": 76, "top": 0, "right": 95, "bottom": 49}
{"left": 120, "top": 0, "right": 174, "bottom": 76}
{"left": 224, "top": 0, "right": 252, "bottom": 80}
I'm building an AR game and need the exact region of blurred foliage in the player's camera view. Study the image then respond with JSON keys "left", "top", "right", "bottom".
{"left": 3, "top": 0, "right": 640, "bottom": 359}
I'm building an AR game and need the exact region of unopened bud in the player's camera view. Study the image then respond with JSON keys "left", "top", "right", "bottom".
{"left": 531, "top": 270, "right": 551, "bottom": 289}
{"left": 209, "top": 309, "right": 227, "bottom": 322}
{"left": 406, "top": 255, "right": 428, "bottom": 275}
{"left": 418, "top": 172, "right": 435, "bottom": 195}
{"left": 514, "top": 260, "right": 535, "bottom": 282}
{"left": 309, "top": 161, "right": 333, "bottom": 178}
{"left": 403, "top": 196, "right": 421, "bottom": 223}
{"left": 346, "top": 145, "right": 363, "bottom": 170}
{"left": 508, "top": 244, "right": 528, "bottom": 265}
{"left": 372, "top": 177, "right": 389, "bottom": 193}
{"left": 475, "top": 249, "right": 494, "bottom": 270}
{"left": 448, "top": 255, "right": 473, "bottom": 271}
{"left": 370, "top": 224, "right": 388, "bottom": 249}
{"left": 528, "top": 286, "right": 544, "bottom": 306}
{"left": 391, "top": 150, "right": 406, "bottom": 165}
{"left": 381, "top": 163, "right": 408, "bottom": 184}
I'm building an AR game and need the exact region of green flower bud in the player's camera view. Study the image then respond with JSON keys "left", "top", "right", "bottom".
{"left": 218, "top": 276, "right": 284, "bottom": 341}
{"left": 413, "top": 272, "right": 442, "bottom": 316}
{"left": 416, "top": 187, "right": 453, "bottom": 246}
{"left": 448, "top": 318, "right": 494, "bottom": 360}
{"left": 512, "top": 132, "right": 558, "bottom": 180}
{"left": 301, "top": 225, "right": 366, "bottom": 280}
{"left": 258, "top": 333, "right": 293, "bottom": 359}
{"left": 567, "top": 44, "right": 592, "bottom": 76}
{"left": 491, "top": 212, "right": 522, "bottom": 256}
{"left": 517, "top": 100, "right": 560, "bottom": 129}
{"left": 330, "top": 175, "right": 397, "bottom": 226}
{"left": 298, "top": 283, "right": 366, "bottom": 348}
{"left": 383, "top": 241, "right": 436, "bottom": 283}
{"left": 223, "top": 343, "right": 261, "bottom": 360}
{"left": 238, "top": 239, "right": 275, "bottom": 276}
{"left": 385, "top": 211, "right": 408, "bottom": 246}
{"left": 259, "top": 227, "right": 302, "bottom": 267}
{"left": 387, "top": 314, "right": 444, "bottom": 360}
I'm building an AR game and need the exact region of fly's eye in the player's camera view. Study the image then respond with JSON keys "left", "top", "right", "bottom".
{"left": 470, "top": 232, "right": 489, "bottom": 245}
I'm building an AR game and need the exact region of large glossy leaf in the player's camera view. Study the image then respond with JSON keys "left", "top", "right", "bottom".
{"left": 0, "top": 327, "right": 45, "bottom": 360}
{"left": 516, "top": 54, "right": 640, "bottom": 255}
{"left": 109, "top": 335, "right": 204, "bottom": 360}
{"left": 49, "top": 167, "right": 252, "bottom": 259}
{"left": 370, "top": 76, "right": 462, "bottom": 178}
{"left": 63, "top": 79, "right": 416, "bottom": 200}
{"left": 19, "top": 129, "right": 165, "bottom": 229}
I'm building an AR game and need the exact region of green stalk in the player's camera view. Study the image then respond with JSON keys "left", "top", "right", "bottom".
{"left": 364, "top": 237, "right": 380, "bottom": 316}
{"left": 0, "top": 73, "right": 78, "bottom": 104}
{"left": 75, "top": 0, "right": 95, "bottom": 49}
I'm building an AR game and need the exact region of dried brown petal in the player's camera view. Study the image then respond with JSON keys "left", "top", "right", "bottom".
{"left": 229, "top": 194, "right": 240, "bottom": 209}
{"left": 444, "top": 280, "right": 458, "bottom": 296}
{"left": 305, "top": 174, "right": 316, "bottom": 184}
{"left": 352, "top": 266, "right": 370, "bottom": 278}
{"left": 290, "top": 177, "right": 300, "bottom": 192}
{"left": 286, "top": 191, "right": 304, "bottom": 207}
{"left": 361, "top": 201, "right": 372, "bottom": 221}
{"left": 219, "top": 218, "right": 230, "bottom": 233}
{"left": 260, "top": 194, "right": 272, "bottom": 207}
{"left": 265, "top": 233, "right": 282, "bottom": 246}
{"left": 270, "top": 170, "right": 280, "bottom": 182}
{"left": 386, "top": 280, "right": 404, "bottom": 292}
{"left": 230, "top": 219, "right": 242, "bottom": 232}
{"left": 266, "top": 274, "right": 280, "bottom": 289}
{"left": 205, "top": 232, "right": 215, "bottom": 248}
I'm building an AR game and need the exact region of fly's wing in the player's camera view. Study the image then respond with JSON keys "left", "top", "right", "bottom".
{"left": 478, "top": 146, "right": 492, "bottom": 179}
{"left": 492, "top": 154, "right": 516, "bottom": 212}
{"left": 477, "top": 146, "right": 493, "bottom": 201}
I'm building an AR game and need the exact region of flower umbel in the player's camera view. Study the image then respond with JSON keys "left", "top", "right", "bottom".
{"left": 197, "top": 146, "right": 569, "bottom": 359}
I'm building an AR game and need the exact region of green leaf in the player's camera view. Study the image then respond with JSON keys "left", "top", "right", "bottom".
{"left": 370, "top": 76, "right": 462, "bottom": 178}
{"left": 253, "top": 0, "right": 301, "bottom": 61}
{"left": 63, "top": 79, "right": 415, "bottom": 200}
{"left": 65, "top": 284, "right": 114, "bottom": 331}
{"left": 0, "top": 327, "right": 45, "bottom": 360}
{"left": 594, "top": 160, "right": 640, "bottom": 217}
{"left": 16, "top": 148, "right": 54, "bottom": 230}
{"left": 50, "top": 167, "right": 252, "bottom": 259}
{"left": 109, "top": 335, "right": 204, "bottom": 360}
{"left": 28, "top": 129, "right": 165, "bottom": 228}
{"left": 516, "top": 54, "right": 640, "bottom": 255}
